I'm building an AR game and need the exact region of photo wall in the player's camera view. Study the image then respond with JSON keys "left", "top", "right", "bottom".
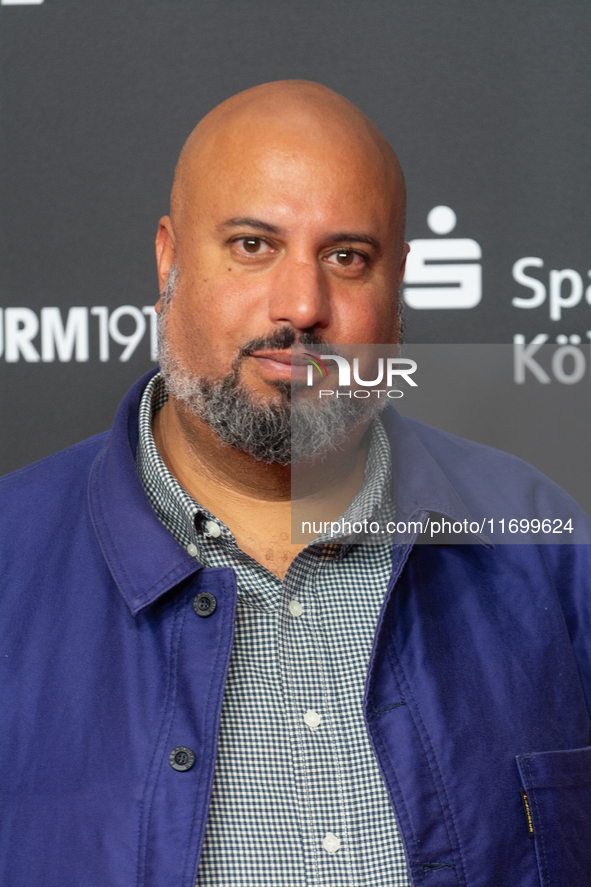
{"left": 1, "top": 0, "right": 589, "bottom": 475}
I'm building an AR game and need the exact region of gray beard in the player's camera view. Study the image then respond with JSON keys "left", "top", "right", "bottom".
{"left": 157, "top": 264, "right": 385, "bottom": 465}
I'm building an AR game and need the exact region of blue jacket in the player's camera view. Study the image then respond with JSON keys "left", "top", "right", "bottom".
{"left": 1, "top": 369, "right": 590, "bottom": 887}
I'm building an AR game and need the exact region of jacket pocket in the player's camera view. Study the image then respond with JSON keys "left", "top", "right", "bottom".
{"left": 517, "top": 746, "right": 591, "bottom": 887}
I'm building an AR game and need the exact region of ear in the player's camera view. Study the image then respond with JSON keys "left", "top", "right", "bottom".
{"left": 155, "top": 217, "right": 176, "bottom": 313}
{"left": 398, "top": 241, "right": 410, "bottom": 286}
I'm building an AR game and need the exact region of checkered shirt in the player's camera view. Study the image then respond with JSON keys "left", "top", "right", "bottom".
{"left": 136, "top": 372, "right": 411, "bottom": 887}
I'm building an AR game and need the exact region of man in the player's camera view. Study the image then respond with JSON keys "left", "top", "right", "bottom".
{"left": 1, "top": 81, "right": 590, "bottom": 887}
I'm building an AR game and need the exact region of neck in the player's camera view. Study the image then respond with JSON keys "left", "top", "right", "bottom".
{"left": 153, "top": 397, "right": 291, "bottom": 500}
{"left": 153, "top": 395, "right": 369, "bottom": 503}
{"left": 152, "top": 395, "right": 370, "bottom": 578}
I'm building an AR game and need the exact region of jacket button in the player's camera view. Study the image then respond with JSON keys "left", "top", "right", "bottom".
{"left": 193, "top": 591, "right": 217, "bottom": 618}
{"left": 169, "top": 746, "right": 195, "bottom": 771}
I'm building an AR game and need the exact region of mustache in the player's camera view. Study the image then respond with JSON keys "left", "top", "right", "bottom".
{"left": 239, "top": 327, "right": 343, "bottom": 360}
{"left": 240, "top": 327, "right": 320, "bottom": 357}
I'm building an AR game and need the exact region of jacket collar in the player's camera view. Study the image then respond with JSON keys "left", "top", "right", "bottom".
{"left": 381, "top": 406, "right": 491, "bottom": 546}
{"left": 88, "top": 369, "right": 204, "bottom": 616}
{"left": 89, "top": 371, "right": 489, "bottom": 615}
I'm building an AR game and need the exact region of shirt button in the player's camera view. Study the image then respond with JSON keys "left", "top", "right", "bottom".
{"left": 322, "top": 833, "right": 341, "bottom": 853}
{"left": 204, "top": 520, "right": 221, "bottom": 538}
{"left": 304, "top": 710, "right": 322, "bottom": 731}
{"left": 288, "top": 600, "right": 303, "bottom": 617}
{"left": 193, "top": 591, "right": 217, "bottom": 618}
{"left": 186, "top": 543, "right": 198, "bottom": 557}
{"left": 169, "top": 746, "right": 195, "bottom": 771}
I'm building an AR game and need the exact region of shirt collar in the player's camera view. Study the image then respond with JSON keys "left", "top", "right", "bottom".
{"left": 136, "top": 373, "right": 205, "bottom": 552}
{"left": 137, "top": 372, "right": 396, "bottom": 554}
{"left": 137, "top": 376, "right": 398, "bottom": 615}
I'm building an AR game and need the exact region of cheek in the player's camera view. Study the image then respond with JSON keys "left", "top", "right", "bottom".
{"left": 164, "top": 279, "right": 258, "bottom": 374}
{"left": 332, "top": 288, "right": 399, "bottom": 344}
{"left": 164, "top": 302, "right": 209, "bottom": 371}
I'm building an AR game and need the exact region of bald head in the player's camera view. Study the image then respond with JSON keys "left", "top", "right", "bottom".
{"left": 170, "top": 80, "right": 405, "bottom": 241}
{"left": 155, "top": 79, "right": 410, "bottom": 395}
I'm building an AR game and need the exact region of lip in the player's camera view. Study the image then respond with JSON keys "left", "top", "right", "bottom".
{"left": 249, "top": 350, "right": 308, "bottom": 381}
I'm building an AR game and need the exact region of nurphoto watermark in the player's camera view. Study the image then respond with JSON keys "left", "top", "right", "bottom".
{"left": 289, "top": 344, "right": 591, "bottom": 546}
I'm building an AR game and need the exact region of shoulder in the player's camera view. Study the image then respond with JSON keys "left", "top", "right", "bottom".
{"left": 400, "top": 415, "right": 590, "bottom": 536}
{"left": 405, "top": 417, "right": 545, "bottom": 482}
{"left": 0, "top": 432, "right": 109, "bottom": 528}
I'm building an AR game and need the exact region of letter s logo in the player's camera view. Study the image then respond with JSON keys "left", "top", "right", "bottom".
{"left": 403, "top": 206, "right": 482, "bottom": 309}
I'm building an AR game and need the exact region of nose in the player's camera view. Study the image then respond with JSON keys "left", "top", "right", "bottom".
{"left": 267, "top": 256, "right": 331, "bottom": 333}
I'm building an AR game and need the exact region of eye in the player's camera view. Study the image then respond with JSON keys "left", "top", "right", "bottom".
{"left": 325, "top": 249, "right": 367, "bottom": 268}
{"left": 335, "top": 250, "right": 354, "bottom": 265}
{"left": 232, "top": 236, "right": 275, "bottom": 256}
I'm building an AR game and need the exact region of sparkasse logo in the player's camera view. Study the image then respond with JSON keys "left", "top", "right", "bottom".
{"left": 403, "top": 206, "right": 482, "bottom": 310}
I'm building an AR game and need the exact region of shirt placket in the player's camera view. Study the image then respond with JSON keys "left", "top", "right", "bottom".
{"left": 280, "top": 545, "right": 359, "bottom": 887}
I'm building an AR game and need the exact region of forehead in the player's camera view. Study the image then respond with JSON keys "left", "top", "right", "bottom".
{"left": 177, "top": 116, "right": 399, "bottom": 233}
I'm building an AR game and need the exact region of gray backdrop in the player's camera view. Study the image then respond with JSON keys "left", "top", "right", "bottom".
{"left": 1, "top": 0, "right": 590, "bottom": 476}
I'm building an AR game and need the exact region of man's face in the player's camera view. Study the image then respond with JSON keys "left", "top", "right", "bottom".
{"left": 156, "top": 115, "right": 408, "bottom": 404}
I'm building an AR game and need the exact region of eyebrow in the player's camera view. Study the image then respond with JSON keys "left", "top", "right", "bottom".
{"left": 324, "top": 232, "right": 381, "bottom": 251}
{"left": 218, "top": 217, "right": 284, "bottom": 235}
{"left": 218, "top": 217, "right": 381, "bottom": 251}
